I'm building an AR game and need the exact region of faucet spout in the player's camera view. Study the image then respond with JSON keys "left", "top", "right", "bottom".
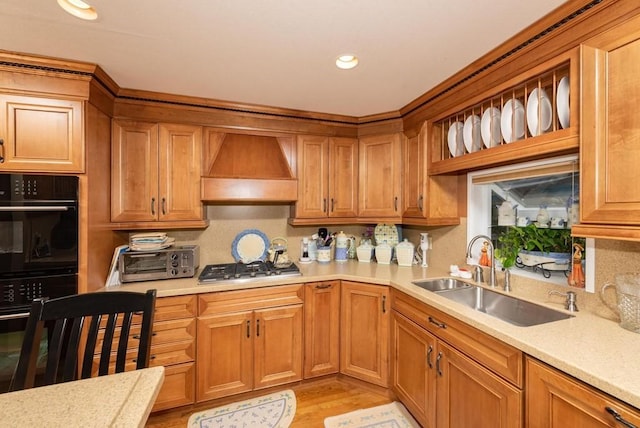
{"left": 466, "top": 234, "right": 497, "bottom": 288}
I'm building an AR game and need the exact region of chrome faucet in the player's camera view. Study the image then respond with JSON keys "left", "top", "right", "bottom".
{"left": 466, "top": 235, "right": 497, "bottom": 288}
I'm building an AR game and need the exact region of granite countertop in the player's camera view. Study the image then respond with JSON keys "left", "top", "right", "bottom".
{"left": 105, "top": 261, "right": 640, "bottom": 410}
{"left": 0, "top": 366, "right": 165, "bottom": 427}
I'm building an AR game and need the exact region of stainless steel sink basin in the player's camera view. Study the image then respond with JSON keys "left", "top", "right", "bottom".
{"left": 412, "top": 278, "right": 473, "bottom": 292}
{"left": 437, "top": 286, "right": 573, "bottom": 327}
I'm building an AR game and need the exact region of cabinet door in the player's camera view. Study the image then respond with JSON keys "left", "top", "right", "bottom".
{"left": 254, "top": 304, "right": 303, "bottom": 389}
{"left": 111, "top": 120, "right": 159, "bottom": 222}
{"left": 329, "top": 137, "right": 358, "bottom": 217}
{"left": 527, "top": 358, "right": 640, "bottom": 428}
{"left": 304, "top": 281, "right": 340, "bottom": 378}
{"left": 391, "top": 311, "right": 436, "bottom": 428}
{"left": 358, "top": 134, "right": 402, "bottom": 218}
{"left": 152, "top": 362, "right": 196, "bottom": 412}
{"left": 296, "top": 135, "right": 329, "bottom": 218}
{"left": 436, "top": 341, "right": 523, "bottom": 428}
{"left": 158, "top": 123, "right": 203, "bottom": 221}
{"left": 340, "top": 281, "right": 389, "bottom": 387}
{"left": 580, "top": 18, "right": 640, "bottom": 233}
{"left": 0, "top": 94, "right": 84, "bottom": 172}
{"left": 196, "top": 311, "right": 253, "bottom": 402}
{"left": 402, "top": 134, "right": 423, "bottom": 218}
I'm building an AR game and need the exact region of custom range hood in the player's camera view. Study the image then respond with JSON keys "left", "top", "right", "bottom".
{"left": 201, "top": 130, "right": 298, "bottom": 202}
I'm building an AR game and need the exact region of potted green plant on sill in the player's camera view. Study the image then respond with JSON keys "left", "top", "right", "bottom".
{"left": 494, "top": 225, "right": 580, "bottom": 276}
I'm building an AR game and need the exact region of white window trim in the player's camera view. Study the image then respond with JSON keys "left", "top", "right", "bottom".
{"left": 466, "top": 155, "right": 595, "bottom": 292}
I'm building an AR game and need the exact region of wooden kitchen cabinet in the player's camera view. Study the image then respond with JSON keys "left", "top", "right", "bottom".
{"left": 93, "top": 295, "right": 197, "bottom": 412}
{"left": 0, "top": 93, "right": 84, "bottom": 172}
{"left": 574, "top": 15, "right": 640, "bottom": 240}
{"left": 402, "top": 127, "right": 459, "bottom": 226}
{"left": 111, "top": 120, "right": 206, "bottom": 229}
{"left": 292, "top": 135, "right": 358, "bottom": 222}
{"left": 358, "top": 133, "right": 402, "bottom": 220}
{"left": 304, "top": 281, "right": 340, "bottom": 378}
{"left": 340, "top": 281, "right": 389, "bottom": 387}
{"left": 391, "top": 289, "right": 523, "bottom": 427}
{"left": 527, "top": 357, "right": 640, "bottom": 428}
{"left": 196, "top": 285, "right": 303, "bottom": 402}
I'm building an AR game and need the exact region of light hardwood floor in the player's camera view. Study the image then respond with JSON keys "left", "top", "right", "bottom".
{"left": 146, "top": 376, "right": 393, "bottom": 427}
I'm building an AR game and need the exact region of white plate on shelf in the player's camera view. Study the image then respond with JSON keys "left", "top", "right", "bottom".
{"left": 501, "top": 99, "right": 525, "bottom": 143}
{"left": 463, "top": 115, "right": 482, "bottom": 153}
{"left": 374, "top": 223, "right": 400, "bottom": 247}
{"left": 557, "top": 76, "right": 570, "bottom": 129}
{"left": 447, "top": 121, "right": 464, "bottom": 157}
{"left": 231, "top": 229, "right": 270, "bottom": 263}
{"left": 526, "top": 88, "right": 553, "bottom": 136}
{"left": 481, "top": 107, "right": 501, "bottom": 148}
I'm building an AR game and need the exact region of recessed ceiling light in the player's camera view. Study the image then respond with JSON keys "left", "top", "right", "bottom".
{"left": 57, "top": 0, "right": 98, "bottom": 20}
{"left": 336, "top": 55, "right": 359, "bottom": 70}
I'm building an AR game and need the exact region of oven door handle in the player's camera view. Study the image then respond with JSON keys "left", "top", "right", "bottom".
{"left": 0, "top": 206, "right": 70, "bottom": 212}
{"left": 0, "top": 311, "right": 31, "bottom": 321}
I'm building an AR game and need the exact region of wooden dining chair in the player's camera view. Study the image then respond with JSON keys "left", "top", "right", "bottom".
{"left": 9, "top": 289, "right": 156, "bottom": 391}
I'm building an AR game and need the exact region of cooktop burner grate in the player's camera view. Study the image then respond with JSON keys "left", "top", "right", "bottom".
{"left": 198, "top": 261, "right": 301, "bottom": 284}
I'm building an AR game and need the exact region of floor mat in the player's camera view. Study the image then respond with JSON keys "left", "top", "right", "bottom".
{"left": 324, "top": 401, "right": 420, "bottom": 428}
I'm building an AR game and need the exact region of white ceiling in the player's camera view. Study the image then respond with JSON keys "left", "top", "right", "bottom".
{"left": 0, "top": 0, "right": 568, "bottom": 117}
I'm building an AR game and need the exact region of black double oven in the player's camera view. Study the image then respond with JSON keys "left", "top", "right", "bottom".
{"left": 0, "top": 174, "right": 79, "bottom": 392}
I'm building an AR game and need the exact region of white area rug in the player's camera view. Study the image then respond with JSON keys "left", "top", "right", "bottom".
{"left": 324, "top": 402, "right": 420, "bottom": 428}
{"left": 188, "top": 389, "right": 296, "bottom": 428}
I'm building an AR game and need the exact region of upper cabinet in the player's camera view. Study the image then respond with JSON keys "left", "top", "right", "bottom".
{"left": 573, "top": 15, "right": 640, "bottom": 241}
{"left": 402, "top": 125, "right": 459, "bottom": 226}
{"left": 427, "top": 50, "right": 579, "bottom": 176}
{"left": 358, "top": 133, "right": 402, "bottom": 220}
{"left": 0, "top": 94, "right": 84, "bottom": 173}
{"left": 291, "top": 135, "right": 358, "bottom": 223}
{"left": 111, "top": 120, "right": 207, "bottom": 229}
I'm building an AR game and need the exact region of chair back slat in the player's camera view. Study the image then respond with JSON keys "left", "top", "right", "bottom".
{"left": 9, "top": 289, "right": 156, "bottom": 391}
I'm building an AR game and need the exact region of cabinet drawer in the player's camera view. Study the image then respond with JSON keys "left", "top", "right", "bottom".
{"left": 156, "top": 295, "right": 197, "bottom": 321}
{"left": 392, "top": 289, "right": 523, "bottom": 387}
{"left": 199, "top": 284, "right": 304, "bottom": 316}
{"left": 93, "top": 339, "right": 195, "bottom": 374}
{"left": 152, "top": 362, "right": 196, "bottom": 412}
{"left": 96, "top": 318, "right": 196, "bottom": 351}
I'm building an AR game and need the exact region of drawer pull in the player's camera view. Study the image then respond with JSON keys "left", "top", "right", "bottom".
{"left": 605, "top": 407, "right": 637, "bottom": 428}
{"left": 427, "top": 345, "right": 433, "bottom": 369}
{"left": 256, "top": 319, "right": 261, "bottom": 337}
{"left": 133, "top": 332, "right": 157, "bottom": 340}
{"left": 436, "top": 352, "right": 443, "bottom": 377}
{"left": 428, "top": 316, "right": 446, "bottom": 329}
{"left": 246, "top": 320, "right": 250, "bottom": 338}
{"left": 315, "top": 284, "right": 332, "bottom": 289}
{"left": 133, "top": 355, "right": 156, "bottom": 363}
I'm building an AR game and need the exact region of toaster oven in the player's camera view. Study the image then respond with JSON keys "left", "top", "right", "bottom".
{"left": 118, "top": 245, "right": 199, "bottom": 282}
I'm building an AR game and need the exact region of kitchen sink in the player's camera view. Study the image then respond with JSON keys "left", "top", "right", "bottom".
{"left": 412, "top": 278, "right": 473, "bottom": 292}
{"left": 436, "top": 285, "right": 573, "bottom": 327}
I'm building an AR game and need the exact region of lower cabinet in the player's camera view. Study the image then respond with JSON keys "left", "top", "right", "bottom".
{"left": 526, "top": 357, "right": 640, "bottom": 428}
{"left": 304, "top": 281, "right": 341, "bottom": 378}
{"left": 196, "top": 285, "right": 304, "bottom": 402}
{"left": 391, "top": 289, "right": 523, "bottom": 427}
{"left": 340, "top": 281, "right": 389, "bottom": 387}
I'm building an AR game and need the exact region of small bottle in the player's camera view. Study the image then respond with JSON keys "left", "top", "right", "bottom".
{"left": 300, "top": 237, "right": 310, "bottom": 262}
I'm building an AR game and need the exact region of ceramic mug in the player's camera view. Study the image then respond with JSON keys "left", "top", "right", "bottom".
{"left": 516, "top": 216, "right": 530, "bottom": 227}
{"left": 317, "top": 246, "right": 331, "bottom": 263}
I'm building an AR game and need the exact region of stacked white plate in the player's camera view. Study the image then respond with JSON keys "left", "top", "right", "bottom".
{"left": 463, "top": 115, "right": 482, "bottom": 153}
{"left": 557, "top": 76, "right": 570, "bottom": 129}
{"left": 501, "top": 99, "right": 525, "bottom": 143}
{"left": 481, "top": 107, "right": 501, "bottom": 148}
{"left": 447, "top": 121, "right": 465, "bottom": 157}
{"left": 526, "top": 88, "right": 553, "bottom": 136}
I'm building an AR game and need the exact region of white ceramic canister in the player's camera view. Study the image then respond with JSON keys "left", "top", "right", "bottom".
{"left": 357, "top": 243, "right": 373, "bottom": 263}
{"left": 335, "top": 231, "right": 348, "bottom": 262}
{"left": 317, "top": 246, "right": 331, "bottom": 263}
{"left": 375, "top": 243, "right": 392, "bottom": 264}
{"left": 395, "top": 239, "right": 414, "bottom": 267}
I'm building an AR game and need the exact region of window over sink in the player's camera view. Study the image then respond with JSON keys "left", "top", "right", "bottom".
{"left": 467, "top": 155, "right": 594, "bottom": 292}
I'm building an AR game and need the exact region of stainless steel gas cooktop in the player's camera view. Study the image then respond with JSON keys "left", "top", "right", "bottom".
{"left": 197, "top": 261, "right": 301, "bottom": 284}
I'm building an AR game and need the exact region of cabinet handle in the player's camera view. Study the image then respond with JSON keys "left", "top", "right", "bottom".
{"left": 394, "top": 196, "right": 398, "bottom": 211}
{"left": 256, "top": 319, "right": 261, "bottom": 337}
{"left": 161, "top": 197, "right": 166, "bottom": 215}
{"left": 151, "top": 197, "right": 156, "bottom": 215}
{"left": 331, "top": 198, "right": 335, "bottom": 212}
{"left": 427, "top": 345, "right": 433, "bottom": 369}
{"left": 246, "top": 320, "right": 251, "bottom": 338}
{"left": 133, "top": 355, "right": 156, "bottom": 363}
{"left": 418, "top": 195, "right": 423, "bottom": 210}
{"left": 0, "top": 138, "right": 4, "bottom": 163}
{"left": 132, "top": 332, "right": 157, "bottom": 340}
{"left": 315, "top": 283, "right": 332, "bottom": 289}
{"left": 428, "top": 316, "right": 447, "bottom": 329}
{"left": 323, "top": 198, "right": 327, "bottom": 213}
{"left": 382, "top": 295, "right": 387, "bottom": 314}
{"left": 605, "top": 407, "right": 637, "bottom": 428}
{"left": 436, "top": 352, "right": 443, "bottom": 377}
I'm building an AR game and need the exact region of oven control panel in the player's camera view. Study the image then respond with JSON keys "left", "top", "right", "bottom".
{"left": 0, "top": 274, "right": 77, "bottom": 308}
